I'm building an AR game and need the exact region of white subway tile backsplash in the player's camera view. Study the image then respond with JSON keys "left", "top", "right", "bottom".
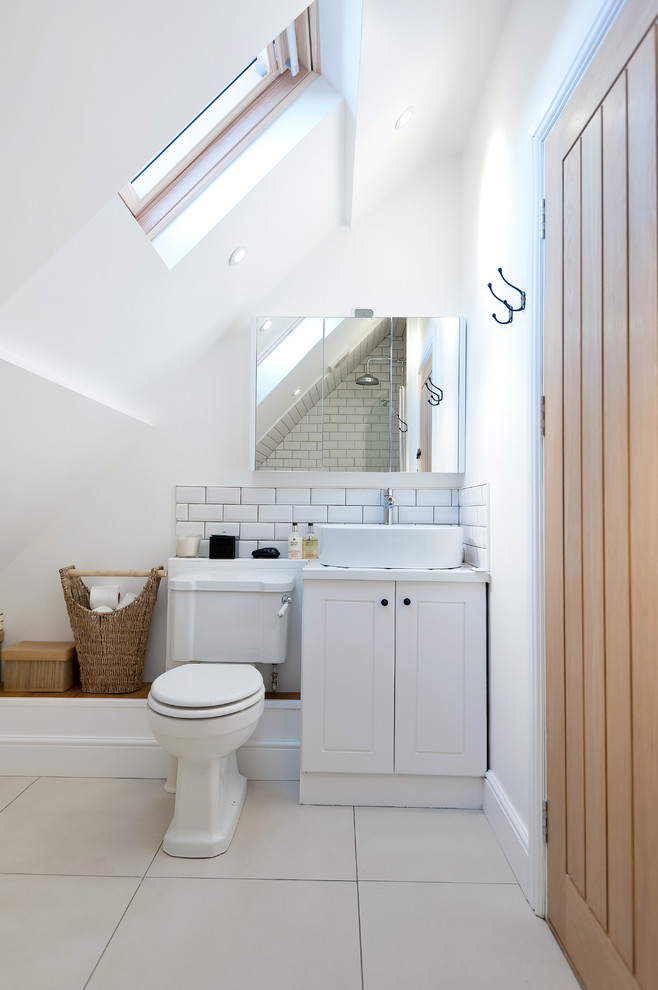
{"left": 327, "top": 505, "right": 364, "bottom": 523}
{"left": 434, "top": 506, "right": 460, "bottom": 525}
{"left": 293, "top": 505, "right": 328, "bottom": 524}
{"left": 392, "top": 489, "right": 416, "bottom": 506}
{"left": 176, "top": 486, "right": 205, "bottom": 503}
{"left": 459, "top": 483, "right": 489, "bottom": 570}
{"left": 206, "top": 522, "right": 239, "bottom": 538}
{"left": 258, "top": 505, "right": 293, "bottom": 523}
{"left": 223, "top": 505, "right": 258, "bottom": 523}
{"left": 311, "top": 488, "right": 346, "bottom": 505}
{"left": 346, "top": 488, "right": 381, "bottom": 505}
{"left": 174, "top": 484, "right": 487, "bottom": 569}
{"left": 398, "top": 506, "right": 434, "bottom": 524}
{"left": 189, "top": 504, "right": 223, "bottom": 522}
{"left": 206, "top": 487, "right": 240, "bottom": 504}
{"left": 416, "top": 489, "right": 453, "bottom": 507}
{"left": 175, "top": 521, "right": 204, "bottom": 537}
{"left": 240, "top": 523, "right": 275, "bottom": 541}
{"left": 276, "top": 488, "right": 311, "bottom": 504}
{"left": 459, "top": 505, "right": 479, "bottom": 526}
{"left": 242, "top": 487, "right": 275, "bottom": 504}
{"left": 363, "top": 505, "right": 385, "bottom": 524}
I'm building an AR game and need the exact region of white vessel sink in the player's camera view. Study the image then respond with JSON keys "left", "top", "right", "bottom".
{"left": 318, "top": 524, "right": 464, "bottom": 569}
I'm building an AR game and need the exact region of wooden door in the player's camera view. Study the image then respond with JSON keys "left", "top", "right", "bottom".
{"left": 545, "top": 1, "right": 658, "bottom": 987}
{"left": 300, "top": 579, "right": 395, "bottom": 774}
{"left": 394, "top": 582, "right": 486, "bottom": 776}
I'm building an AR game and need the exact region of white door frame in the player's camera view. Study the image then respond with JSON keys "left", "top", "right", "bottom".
{"left": 528, "top": 0, "right": 625, "bottom": 916}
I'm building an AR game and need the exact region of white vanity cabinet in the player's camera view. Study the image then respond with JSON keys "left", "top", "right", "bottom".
{"left": 301, "top": 573, "right": 487, "bottom": 780}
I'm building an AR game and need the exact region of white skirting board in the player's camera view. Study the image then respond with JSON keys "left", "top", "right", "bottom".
{"left": 0, "top": 698, "right": 301, "bottom": 780}
{"left": 483, "top": 770, "right": 530, "bottom": 898}
{"left": 300, "top": 771, "right": 483, "bottom": 808}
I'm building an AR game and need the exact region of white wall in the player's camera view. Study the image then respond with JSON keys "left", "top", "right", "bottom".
{"left": 0, "top": 153, "right": 463, "bottom": 683}
{"left": 460, "top": 0, "right": 614, "bottom": 893}
{"left": 0, "top": 0, "right": 309, "bottom": 305}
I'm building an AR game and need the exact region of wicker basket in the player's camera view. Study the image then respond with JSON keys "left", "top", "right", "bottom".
{"left": 59, "top": 565, "right": 163, "bottom": 694}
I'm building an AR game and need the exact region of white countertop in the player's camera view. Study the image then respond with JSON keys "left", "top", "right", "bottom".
{"left": 302, "top": 562, "right": 490, "bottom": 582}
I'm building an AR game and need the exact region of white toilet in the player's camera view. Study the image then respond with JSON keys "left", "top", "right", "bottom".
{"left": 147, "top": 560, "right": 295, "bottom": 858}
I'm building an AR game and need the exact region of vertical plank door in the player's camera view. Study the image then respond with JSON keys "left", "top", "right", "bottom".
{"left": 544, "top": 1, "right": 658, "bottom": 987}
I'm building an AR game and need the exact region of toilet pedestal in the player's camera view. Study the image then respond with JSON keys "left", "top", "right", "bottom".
{"left": 147, "top": 696, "right": 264, "bottom": 858}
{"left": 164, "top": 750, "right": 247, "bottom": 858}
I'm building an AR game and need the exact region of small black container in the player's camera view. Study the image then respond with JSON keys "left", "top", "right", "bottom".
{"left": 209, "top": 535, "right": 237, "bottom": 559}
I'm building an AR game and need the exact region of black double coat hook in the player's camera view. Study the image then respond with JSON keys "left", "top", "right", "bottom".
{"left": 487, "top": 268, "right": 526, "bottom": 324}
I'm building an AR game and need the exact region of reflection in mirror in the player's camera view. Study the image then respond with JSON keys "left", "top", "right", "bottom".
{"left": 254, "top": 317, "right": 465, "bottom": 473}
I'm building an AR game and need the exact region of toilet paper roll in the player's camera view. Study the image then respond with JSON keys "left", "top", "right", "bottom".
{"left": 92, "top": 605, "right": 114, "bottom": 613}
{"left": 116, "top": 592, "right": 137, "bottom": 610}
{"left": 90, "top": 585, "right": 119, "bottom": 610}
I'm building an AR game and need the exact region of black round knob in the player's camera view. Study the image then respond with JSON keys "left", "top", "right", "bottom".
{"left": 403, "top": 597, "right": 411, "bottom": 606}
{"left": 381, "top": 598, "right": 389, "bottom": 606}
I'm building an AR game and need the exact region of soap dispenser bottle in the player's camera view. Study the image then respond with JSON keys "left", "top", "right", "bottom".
{"left": 288, "top": 522, "right": 302, "bottom": 560}
{"left": 302, "top": 522, "right": 319, "bottom": 559}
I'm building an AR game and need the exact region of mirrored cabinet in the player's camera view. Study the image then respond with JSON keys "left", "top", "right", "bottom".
{"left": 254, "top": 316, "right": 466, "bottom": 473}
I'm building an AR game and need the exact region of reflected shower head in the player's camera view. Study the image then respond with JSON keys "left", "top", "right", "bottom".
{"left": 355, "top": 372, "right": 380, "bottom": 386}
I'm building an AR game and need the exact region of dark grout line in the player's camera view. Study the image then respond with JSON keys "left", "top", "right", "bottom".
{"left": 0, "top": 775, "right": 41, "bottom": 815}
{"left": 142, "top": 874, "right": 358, "bottom": 883}
{"left": 353, "top": 806, "right": 365, "bottom": 990}
{"left": 82, "top": 841, "right": 165, "bottom": 989}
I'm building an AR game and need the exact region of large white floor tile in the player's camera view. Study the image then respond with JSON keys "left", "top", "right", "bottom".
{"left": 148, "top": 779, "right": 356, "bottom": 880}
{"left": 0, "top": 775, "right": 36, "bottom": 811}
{"left": 359, "top": 881, "right": 581, "bottom": 990}
{"left": 88, "top": 877, "right": 363, "bottom": 990}
{"left": 0, "top": 874, "right": 139, "bottom": 990}
{"left": 0, "top": 777, "right": 173, "bottom": 876}
{"left": 355, "top": 807, "right": 516, "bottom": 882}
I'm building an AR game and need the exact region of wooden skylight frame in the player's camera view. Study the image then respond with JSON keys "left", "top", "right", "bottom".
{"left": 119, "top": 3, "right": 320, "bottom": 239}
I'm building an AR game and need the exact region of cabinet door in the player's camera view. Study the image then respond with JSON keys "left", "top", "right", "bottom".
{"left": 394, "top": 582, "right": 486, "bottom": 775}
{"left": 301, "top": 579, "right": 395, "bottom": 773}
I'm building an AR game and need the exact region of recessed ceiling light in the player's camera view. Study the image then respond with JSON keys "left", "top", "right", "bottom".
{"left": 292, "top": 387, "right": 302, "bottom": 396}
{"left": 229, "top": 245, "right": 248, "bottom": 266}
{"left": 395, "top": 106, "right": 415, "bottom": 130}
{"left": 260, "top": 319, "right": 273, "bottom": 332}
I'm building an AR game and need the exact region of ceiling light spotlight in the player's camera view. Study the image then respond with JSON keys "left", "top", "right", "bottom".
{"left": 395, "top": 106, "right": 415, "bottom": 130}
{"left": 229, "top": 245, "right": 248, "bottom": 266}
{"left": 292, "top": 387, "right": 302, "bottom": 396}
{"left": 260, "top": 319, "right": 273, "bottom": 332}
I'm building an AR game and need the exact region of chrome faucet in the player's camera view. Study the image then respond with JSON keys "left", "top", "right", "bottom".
{"left": 384, "top": 488, "right": 395, "bottom": 526}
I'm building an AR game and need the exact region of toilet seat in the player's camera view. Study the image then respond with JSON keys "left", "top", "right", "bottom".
{"left": 148, "top": 663, "right": 264, "bottom": 719}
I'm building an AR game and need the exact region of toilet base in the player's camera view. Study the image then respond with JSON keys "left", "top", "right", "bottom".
{"left": 163, "top": 749, "right": 247, "bottom": 858}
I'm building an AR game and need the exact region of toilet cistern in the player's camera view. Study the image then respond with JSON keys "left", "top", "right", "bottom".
{"left": 384, "top": 488, "right": 395, "bottom": 525}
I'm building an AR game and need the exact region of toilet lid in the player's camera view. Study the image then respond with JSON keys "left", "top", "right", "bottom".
{"left": 149, "top": 663, "right": 264, "bottom": 713}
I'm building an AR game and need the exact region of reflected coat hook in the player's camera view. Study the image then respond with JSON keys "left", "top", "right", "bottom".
{"left": 425, "top": 376, "right": 444, "bottom": 406}
{"left": 488, "top": 268, "right": 526, "bottom": 325}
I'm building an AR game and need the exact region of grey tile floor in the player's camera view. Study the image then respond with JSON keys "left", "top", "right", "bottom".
{"left": 0, "top": 776, "right": 581, "bottom": 989}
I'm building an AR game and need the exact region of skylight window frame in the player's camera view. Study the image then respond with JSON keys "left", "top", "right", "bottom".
{"left": 119, "top": 4, "right": 320, "bottom": 239}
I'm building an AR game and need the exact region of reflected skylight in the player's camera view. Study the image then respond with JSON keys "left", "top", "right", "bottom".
{"left": 257, "top": 317, "right": 341, "bottom": 402}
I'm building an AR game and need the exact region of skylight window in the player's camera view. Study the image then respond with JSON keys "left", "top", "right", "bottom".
{"left": 119, "top": 3, "right": 319, "bottom": 240}
{"left": 130, "top": 50, "right": 273, "bottom": 202}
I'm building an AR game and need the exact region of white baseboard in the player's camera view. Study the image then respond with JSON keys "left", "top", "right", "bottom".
{"left": 0, "top": 697, "right": 301, "bottom": 781}
{"left": 0, "top": 734, "right": 166, "bottom": 777}
{"left": 483, "top": 771, "right": 530, "bottom": 897}
{"left": 301, "top": 771, "right": 483, "bottom": 807}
